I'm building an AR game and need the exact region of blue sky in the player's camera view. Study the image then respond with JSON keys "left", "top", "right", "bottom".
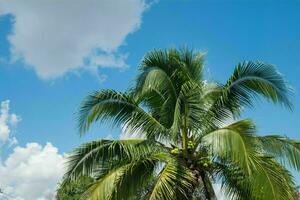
{"left": 0, "top": 0, "right": 300, "bottom": 199}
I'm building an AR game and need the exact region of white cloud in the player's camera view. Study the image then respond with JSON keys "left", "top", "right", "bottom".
{"left": 0, "top": 100, "right": 20, "bottom": 143}
{"left": 0, "top": 142, "right": 65, "bottom": 200}
{"left": 0, "top": 101, "right": 64, "bottom": 199}
{"left": 90, "top": 53, "right": 129, "bottom": 71}
{"left": 0, "top": 0, "right": 148, "bottom": 79}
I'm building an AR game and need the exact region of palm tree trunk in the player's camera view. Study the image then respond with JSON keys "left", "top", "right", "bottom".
{"left": 188, "top": 169, "right": 216, "bottom": 200}
{"left": 200, "top": 172, "right": 216, "bottom": 200}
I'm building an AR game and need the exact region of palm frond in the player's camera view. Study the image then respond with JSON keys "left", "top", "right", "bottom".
{"left": 177, "top": 47, "right": 205, "bottom": 82}
{"left": 250, "top": 155, "right": 297, "bottom": 200}
{"left": 78, "top": 90, "right": 168, "bottom": 140}
{"left": 258, "top": 135, "right": 300, "bottom": 172}
{"left": 139, "top": 48, "right": 204, "bottom": 94}
{"left": 215, "top": 154, "right": 298, "bottom": 200}
{"left": 208, "top": 61, "right": 293, "bottom": 126}
{"left": 214, "top": 161, "right": 255, "bottom": 200}
{"left": 140, "top": 49, "right": 178, "bottom": 78}
{"left": 134, "top": 67, "right": 177, "bottom": 101}
{"left": 201, "top": 120, "right": 257, "bottom": 175}
{"left": 132, "top": 68, "right": 177, "bottom": 128}
{"left": 81, "top": 153, "right": 162, "bottom": 200}
{"left": 149, "top": 157, "right": 196, "bottom": 200}
{"left": 65, "top": 139, "right": 164, "bottom": 179}
{"left": 170, "top": 80, "right": 206, "bottom": 142}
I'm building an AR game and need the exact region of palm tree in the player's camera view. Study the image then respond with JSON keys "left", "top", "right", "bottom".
{"left": 65, "top": 48, "right": 300, "bottom": 200}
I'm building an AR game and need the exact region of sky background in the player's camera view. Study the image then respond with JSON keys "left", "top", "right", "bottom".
{"left": 0, "top": 0, "right": 300, "bottom": 199}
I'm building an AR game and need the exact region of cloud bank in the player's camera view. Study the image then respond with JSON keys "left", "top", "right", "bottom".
{"left": 0, "top": 0, "right": 147, "bottom": 79}
{"left": 0, "top": 101, "right": 64, "bottom": 200}
{"left": 0, "top": 143, "right": 65, "bottom": 200}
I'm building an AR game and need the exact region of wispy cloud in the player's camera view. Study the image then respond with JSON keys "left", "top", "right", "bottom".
{"left": 0, "top": 100, "right": 20, "bottom": 145}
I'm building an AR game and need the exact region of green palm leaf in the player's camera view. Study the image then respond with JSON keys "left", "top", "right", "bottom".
{"left": 214, "top": 161, "right": 255, "bottom": 200}
{"left": 149, "top": 157, "right": 196, "bottom": 200}
{"left": 250, "top": 155, "right": 297, "bottom": 200}
{"left": 170, "top": 81, "right": 206, "bottom": 142}
{"left": 78, "top": 90, "right": 167, "bottom": 140}
{"left": 66, "top": 139, "right": 163, "bottom": 179}
{"left": 202, "top": 120, "right": 257, "bottom": 175}
{"left": 209, "top": 61, "right": 292, "bottom": 126}
{"left": 81, "top": 153, "right": 161, "bottom": 200}
{"left": 258, "top": 135, "right": 300, "bottom": 172}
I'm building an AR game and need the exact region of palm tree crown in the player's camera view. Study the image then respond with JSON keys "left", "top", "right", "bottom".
{"left": 65, "top": 48, "right": 300, "bottom": 200}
